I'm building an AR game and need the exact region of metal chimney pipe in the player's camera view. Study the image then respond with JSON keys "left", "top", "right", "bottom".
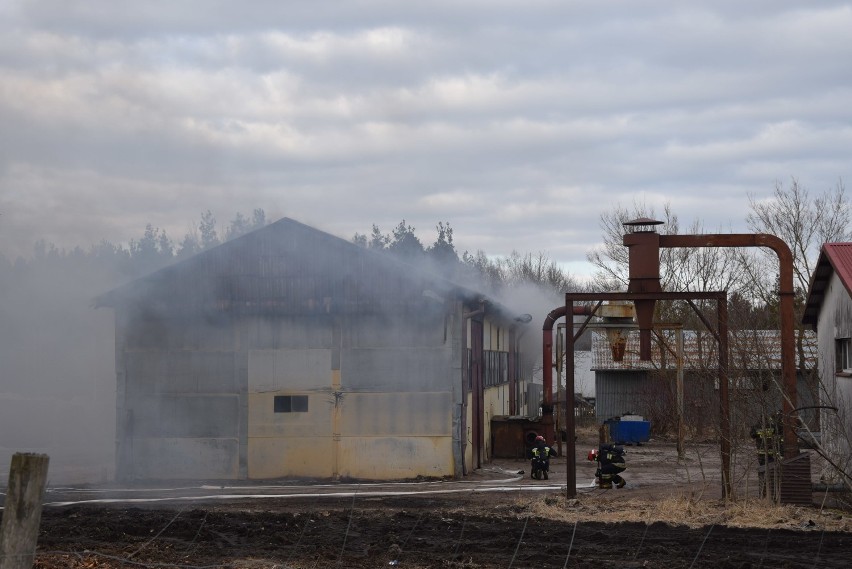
{"left": 623, "top": 220, "right": 662, "bottom": 360}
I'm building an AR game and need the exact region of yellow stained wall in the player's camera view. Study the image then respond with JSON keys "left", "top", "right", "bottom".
{"left": 246, "top": 349, "right": 454, "bottom": 479}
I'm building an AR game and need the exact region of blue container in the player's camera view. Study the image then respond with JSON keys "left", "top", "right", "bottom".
{"left": 607, "top": 419, "right": 651, "bottom": 444}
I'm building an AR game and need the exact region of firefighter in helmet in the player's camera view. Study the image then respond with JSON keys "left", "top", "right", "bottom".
{"left": 530, "top": 435, "right": 556, "bottom": 479}
{"left": 588, "top": 444, "right": 627, "bottom": 489}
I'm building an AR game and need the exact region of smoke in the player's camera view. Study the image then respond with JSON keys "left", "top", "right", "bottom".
{"left": 0, "top": 255, "right": 118, "bottom": 484}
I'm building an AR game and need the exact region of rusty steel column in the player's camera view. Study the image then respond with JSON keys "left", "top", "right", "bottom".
{"left": 660, "top": 233, "right": 798, "bottom": 459}
{"left": 565, "top": 299, "right": 577, "bottom": 497}
{"left": 508, "top": 328, "right": 517, "bottom": 415}
{"left": 542, "top": 305, "right": 596, "bottom": 446}
{"left": 541, "top": 308, "right": 560, "bottom": 445}
{"left": 718, "top": 293, "right": 732, "bottom": 498}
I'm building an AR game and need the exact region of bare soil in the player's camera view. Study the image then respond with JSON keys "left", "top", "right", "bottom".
{"left": 25, "top": 434, "right": 852, "bottom": 568}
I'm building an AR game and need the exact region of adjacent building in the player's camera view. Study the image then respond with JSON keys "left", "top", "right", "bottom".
{"left": 590, "top": 327, "right": 817, "bottom": 436}
{"left": 803, "top": 242, "right": 852, "bottom": 476}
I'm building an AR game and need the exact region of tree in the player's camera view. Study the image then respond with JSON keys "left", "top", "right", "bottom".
{"left": 225, "top": 212, "right": 251, "bottom": 241}
{"left": 199, "top": 210, "right": 219, "bottom": 250}
{"left": 426, "top": 222, "right": 459, "bottom": 277}
{"left": 586, "top": 199, "right": 744, "bottom": 328}
{"left": 741, "top": 178, "right": 849, "bottom": 305}
{"left": 387, "top": 220, "right": 425, "bottom": 261}
{"left": 224, "top": 209, "right": 267, "bottom": 241}
{"left": 129, "top": 224, "right": 173, "bottom": 274}
{"left": 738, "top": 179, "right": 850, "bottom": 482}
{"left": 176, "top": 232, "right": 200, "bottom": 260}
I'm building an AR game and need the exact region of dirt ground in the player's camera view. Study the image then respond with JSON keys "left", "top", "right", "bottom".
{"left": 23, "top": 433, "right": 852, "bottom": 568}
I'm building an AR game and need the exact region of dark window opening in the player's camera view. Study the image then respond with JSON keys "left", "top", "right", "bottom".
{"left": 836, "top": 338, "right": 852, "bottom": 374}
{"left": 274, "top": 395, "right": 309, "bottom": 413}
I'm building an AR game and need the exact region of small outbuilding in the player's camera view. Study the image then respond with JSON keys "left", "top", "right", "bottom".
{"left": 96, "top": 218, "right": 538, "bottom": 481}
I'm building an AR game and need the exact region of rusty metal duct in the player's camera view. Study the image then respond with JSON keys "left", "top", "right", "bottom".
{"left": 541, "top": 304, "right": 595, "bottom": 443}
{"left": 622, "top": 218, "right": 663, "bottom": 360}
{"left": 598, "top": 302, "right": 636, "bottom": 362}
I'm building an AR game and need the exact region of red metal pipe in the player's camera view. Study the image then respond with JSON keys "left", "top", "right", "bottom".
{"left": 541, "top": 305, "right": 594, "bottom": 443}
{"left": 659, "top": 233, "right": 798, "bottom": 459}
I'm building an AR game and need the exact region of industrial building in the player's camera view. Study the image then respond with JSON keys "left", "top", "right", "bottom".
{"left": 96, "top": 218, "right": 539, "bottom": 481}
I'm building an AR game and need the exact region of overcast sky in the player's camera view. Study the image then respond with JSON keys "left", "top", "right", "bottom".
{"left": 1, "top": 1, "right": 850, "bottom": 279}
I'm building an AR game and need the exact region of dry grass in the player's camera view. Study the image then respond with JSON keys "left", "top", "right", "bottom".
{"left": 516, "top": 491, "right": 852, "bottom": 532}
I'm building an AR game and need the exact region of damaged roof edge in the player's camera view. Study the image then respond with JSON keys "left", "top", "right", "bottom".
{"left": 92, "top": 217, "right": 521, "bottom": 323}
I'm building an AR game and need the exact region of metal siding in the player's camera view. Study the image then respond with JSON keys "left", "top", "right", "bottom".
{"left": 338, "top": 437, "right": 453, "bottom": 479}
{"left": 339, "top": 392, "right": 452, "bottom": 436}
{"left": 595, "top": 371, "right": 650, "bottom": 423}
{"left": 247, "top": 349, "right": 332, "bottom": 391}
{"left": 817, "top": 273, "right": 852, "bottom": 468}
{"left": 342, "top": 347, "right": 452, "bottom": 391}
{"left": 247, "top": 436, "right": 335, "bottom": 479}
{"left": 247, "top": 392, "right": 332, "bottom": 438}
{"left": 129, "top": 394, "right": 239, "bottom": 438}
{"left": 132, "top": 438, "right": 239, "bottom": 479}
{"left": 780, "top": 453, "right": 813, "bottom": 506}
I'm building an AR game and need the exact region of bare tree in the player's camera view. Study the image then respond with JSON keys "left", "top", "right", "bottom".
{"left": 586, "top": 199, "right": 744, "bottom": 325}
{"left": 739, "top": 178, "right": 848, "bottom": 299}
{"left": 740, "top": 178, "right": 852, "bottom": 487}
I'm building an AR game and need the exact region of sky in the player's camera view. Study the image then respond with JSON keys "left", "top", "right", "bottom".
{"left": 1, "top": 1, "right": 851, "bottom": 280}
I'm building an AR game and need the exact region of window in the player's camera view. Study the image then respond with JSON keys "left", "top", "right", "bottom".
{"left": 836, "top": 338, "right": 852, "bottom": 374}
{"left": 274, "top": 395, "right": 309, "bottom": 413}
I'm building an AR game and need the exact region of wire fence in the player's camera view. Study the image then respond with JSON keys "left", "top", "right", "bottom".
{"left": 21, "top": 491, "right": 850, "bottom": 569}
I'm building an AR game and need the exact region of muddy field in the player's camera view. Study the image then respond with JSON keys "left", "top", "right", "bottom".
{"left": 22, "top": 438, "right": 852, "bottom": 568}
{"left": 34, "top": 492, "right": 851, "bottom": 569}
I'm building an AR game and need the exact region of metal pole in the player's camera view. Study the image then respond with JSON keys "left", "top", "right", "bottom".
{"left": 676, "top": 328, "right": 685, "bottom": 460}
{"left": 565, "top": 298, "right": 577, "bottom": 498}
{"left": 718, "top": 294, "right": 732, "bottom": 498}
{"left": 556, "top": 325, "right": 564, "bottom": 457}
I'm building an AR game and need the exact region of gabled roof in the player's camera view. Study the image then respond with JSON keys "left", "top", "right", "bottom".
{"left": 803, "top": 243, "right": 852, "bottom": 328}
{"left": 95, "top": 217, "right": 521, "bottom": 322}
{"left": 94, "top": 218, "right": 528, "bottom": 319}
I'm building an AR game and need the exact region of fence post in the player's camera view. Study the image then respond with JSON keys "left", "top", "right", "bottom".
{"left": 0, "top": 453, "right": 50, "bottom": 569}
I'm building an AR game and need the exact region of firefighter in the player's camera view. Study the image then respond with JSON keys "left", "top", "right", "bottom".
{"left": 751, "top": 411, "right": 783, "bottom": 497}
{"left": 589, "top": 444, "right": 627, "bottom": 489}
{"left": 751, "top": 412, "right": 784, "bottom": 464}
{"left": 530, "top": 435, "right": 556, "bottom": 479}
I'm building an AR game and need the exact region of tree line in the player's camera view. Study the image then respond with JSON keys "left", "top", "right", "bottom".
{"left": 1, "top": 178, "right": 846, "bottom": 316}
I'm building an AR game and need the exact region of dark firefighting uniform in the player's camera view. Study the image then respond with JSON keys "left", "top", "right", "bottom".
{"left": 595, "top": 444, "right": 627, "bottom": 489}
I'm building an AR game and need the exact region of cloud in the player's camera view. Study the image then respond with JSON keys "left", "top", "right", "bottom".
{"left": 0, "top": 1, "right": 850, "bottom": 279}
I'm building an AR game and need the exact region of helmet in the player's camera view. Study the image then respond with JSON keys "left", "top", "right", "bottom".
{"left": 535, "top": 435, "right": 545, "bottom": 443}
{"left": 587, "top": 449, "right": 598, "bottom": 461}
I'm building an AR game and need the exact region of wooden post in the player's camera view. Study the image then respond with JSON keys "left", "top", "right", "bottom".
{"left": 0, "top": 453, "right": 50, "bottom": 569}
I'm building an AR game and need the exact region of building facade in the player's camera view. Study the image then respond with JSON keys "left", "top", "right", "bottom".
{"left": 803, "top": 243, "right": 852, "bottom": 478}
{"left": 97, "top": 218, "right": 537, "bottom": 481}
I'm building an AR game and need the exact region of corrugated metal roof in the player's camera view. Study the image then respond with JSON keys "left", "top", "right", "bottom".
{"left": 94, "top": 217, "right": 520, "bottom": 321}
{"left": 803, "top": 242, "right": 852, "bottom": 327}
{"left": 591, "top": 328, "right": 816, "bottom": 371}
